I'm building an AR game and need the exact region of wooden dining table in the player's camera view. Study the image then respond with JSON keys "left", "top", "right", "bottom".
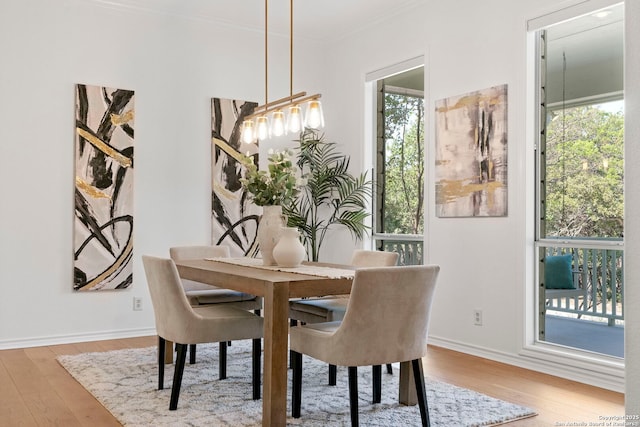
{"left": 174, "top": 258, "right": 417, "bottom": 426}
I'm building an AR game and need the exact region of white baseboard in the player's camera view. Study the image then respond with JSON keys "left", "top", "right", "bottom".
{"left": 428, "top": 335, "right": 625, "bottom": 393}
{"left": 0, "top": 328, "right": 157, "bottom": 350}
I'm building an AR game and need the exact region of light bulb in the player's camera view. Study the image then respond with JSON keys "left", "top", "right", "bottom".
{"left": 287, "top": 105, "right": 303, "bottom": 133}
{"left": 241, "top": 120, "right": 255, "bottom": 144}
{"left": 271, "top": 110, "right": 286, "bottom": 136}
{"left": 304, "top": 99, "right": 324, "bottom": 129}
{"left": 256, "top": 116, "right": 270, "bottom": 141}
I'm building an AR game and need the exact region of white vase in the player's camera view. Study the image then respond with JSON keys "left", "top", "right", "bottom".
{"left": 273, "top": 227, "right": 306, "bottom": 268}
{"left": 257, "top": 205, "right": 286, "bottom": 266}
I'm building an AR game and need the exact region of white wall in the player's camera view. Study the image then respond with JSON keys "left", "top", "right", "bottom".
{"left": 0, "top": 0, "right": 323, "bottom": 346}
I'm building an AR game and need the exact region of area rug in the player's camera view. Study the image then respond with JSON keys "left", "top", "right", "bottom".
{"left": 57, "top": 341, "right": 536, "bottom": 426}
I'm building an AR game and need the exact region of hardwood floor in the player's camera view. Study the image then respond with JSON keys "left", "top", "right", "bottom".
{"left": 0, "top": 336, "right": 624, "bottom": 426}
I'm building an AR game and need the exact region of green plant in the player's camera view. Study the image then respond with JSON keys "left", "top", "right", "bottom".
{"left": 284, "top": 129, "right": 372, "bottom": 261}
{"left": 239, "top": 149, "right": 300, "bottom": 206}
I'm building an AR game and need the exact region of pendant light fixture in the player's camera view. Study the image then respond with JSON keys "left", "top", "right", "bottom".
{"left": 241, "top": 0, "right": 324, "bottom": 143}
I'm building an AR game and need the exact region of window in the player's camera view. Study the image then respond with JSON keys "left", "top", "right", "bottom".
{"left": 371, "top": 67, "right": 425, "bottom": 265}
{"left": 534, "top": 3, "right": 624, "bottom": 357}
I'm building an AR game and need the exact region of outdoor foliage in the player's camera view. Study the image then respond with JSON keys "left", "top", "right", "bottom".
{"left": 381, "top": 93, "right": 424, "bottom": 235}
{"left": 284, "top": 129, "right": 372, "bottom": 262}
{"left": 544, "top": 105, "right": 624, "bottom": 238}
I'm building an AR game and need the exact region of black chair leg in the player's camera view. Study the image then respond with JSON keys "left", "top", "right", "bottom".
{"left": 386, "top": 363, "right": 393, "bottom": 374}
{"left": 372, "top": 365, "right": 382, "bottom": 403}
{"left": 412, "top": 359, "right": 431, "bottom": 427}
{"left": 252, "top": 338, "right": 261, "bottom": 400}
{"left": 169, "top": 343, "right": 188, "bottom": 410}
{"left": 219, "top": 341, "right": 227, "bottom": 379}
{"left": 189, "top": 344, "right": 196, "bottom": 364}
{"left": 329, "top": 364, "right": 337, "bottom": 385}
{"left": 348, "top": 366, "right": 359, "bottom": 427}
{"left": 158, "top": 336, "right": 165, "bottom": 390}
{"left": 289, "top": 319, "right": 298, "bottom": 368}
{"left": 292, "top": 351, "right": 303, "bottom": 418}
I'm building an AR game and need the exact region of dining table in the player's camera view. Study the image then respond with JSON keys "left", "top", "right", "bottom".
{"left": 174, "top": 257, "right": 417, "bottom": 427}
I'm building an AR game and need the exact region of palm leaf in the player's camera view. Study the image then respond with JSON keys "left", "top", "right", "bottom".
{"left": 288, "top": 129, "right": 372, "bottom": 261}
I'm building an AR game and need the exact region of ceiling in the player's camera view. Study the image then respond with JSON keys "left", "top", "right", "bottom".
{"left": 95, "top": 0, "right": 621, "bottom": 98}
{"left": 545, "top": 4, "right": 624, "bottom": 105}
{"left": 97, "top": 0, "right": 425, "bottom": 42}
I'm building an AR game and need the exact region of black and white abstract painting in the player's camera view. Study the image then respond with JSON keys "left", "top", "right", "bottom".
{"left": 435, "top": 84, "right": 508, "bottom": 217}
{"left": 211, "top": 97, "right": 259, "bottom": 256}
{"left": 74, "top": 84, "right": 134, "bottom": 291}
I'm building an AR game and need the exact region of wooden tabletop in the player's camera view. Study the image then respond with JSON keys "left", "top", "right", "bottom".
{"left": 175, "top": 258, "right": 355, "bottom": 298}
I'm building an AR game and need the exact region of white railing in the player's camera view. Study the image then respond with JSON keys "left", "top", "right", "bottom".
{"left": 540, "top": 240, "right": 624, "bottom": 325}
{"left": 373, "top": 233, "right": 423, "bottom": 266}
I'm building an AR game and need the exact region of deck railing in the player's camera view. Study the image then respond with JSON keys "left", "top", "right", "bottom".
{"left": 373, "top": 236, "right": 624, "bottom": 324}
{"left": 541, "top": 241, "right": 624, "bottom": 325}
{"left": 373, "top": 233, "right": 423, "bottom": 266}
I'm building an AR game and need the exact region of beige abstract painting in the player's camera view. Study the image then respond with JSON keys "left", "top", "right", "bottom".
{"left": 435, "top": 84, "right": 508, "bottom": 217}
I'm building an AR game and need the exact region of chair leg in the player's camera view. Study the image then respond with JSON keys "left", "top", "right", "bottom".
{"left": 189, "top": 344, "right": 196, "bottom": 364}
{"left": 289, "top": 319, "right": 297, "bottom": 369}
{"left": 291, "top": 351, "right": 303, "bottom": 418}
{"left": 412, "top": 359, "right": 431, "bottom": 427}
{"left": 386, "top": 363, "right": 393, "bottom": 374}
{"left": 169, "top": 343, "right": 188, "bottom": 410}
{"left": 219, "top": 341, "right": 227, "bottom": 379}
{"left": 329, "top": 364, "right": 337, "bottom": 385}
{"left": 158, "top": 336, "right": 165, "bottom": 390}
{"left": 348, "top": 366, "right": 359, "bottom": 427}
{"left": 372, "top": 365, "right": 381, "bottom": 403}
{"left": 252, "top": 338, "right": 261, "bottom": 400}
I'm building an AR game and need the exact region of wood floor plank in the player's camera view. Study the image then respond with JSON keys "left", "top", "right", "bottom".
{"left": 1, "top": 348, "right": 81, "bottom": 426}
{"left": 24, "top": 346, "right": 120, "bottom": 426}
{"left": 0, "top": 356, "right": 38, "bottom": 426}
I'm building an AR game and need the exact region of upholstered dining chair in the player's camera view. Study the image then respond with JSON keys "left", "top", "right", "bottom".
{"left": 289, "top": 249, "right": 399, "bottom": 388}
{"left": 290, "top": 265, "right": 440, "bottom": 426}
{"left": 169, "top": 245, "right": 262, "bottom": 368}
{"left": 142, "top": 255, "right": 264, "bottom": 410}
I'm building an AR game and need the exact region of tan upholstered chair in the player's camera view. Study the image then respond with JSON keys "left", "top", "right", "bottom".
{"left": 289, "top": 249, "right": 399, "bottom": 387}
{"left": 142, "top": 255, "right": 264, "bottom": 410}
{"left": 290, "top": 265, "right": 439, "bottom": 426}
{"left": 169, "top": 245, "right": 262, "bottom": 367}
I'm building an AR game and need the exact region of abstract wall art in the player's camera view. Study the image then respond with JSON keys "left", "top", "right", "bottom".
{"left": 435, "top": 84, "right": 508, "bottom": 217}
{"left": 74, "top": 84, "right": 135, "bottom": 291}
{"left": 211, "top": 97, "right": 259, "bottom": 257}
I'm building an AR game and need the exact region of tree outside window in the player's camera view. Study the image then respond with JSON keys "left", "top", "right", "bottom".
{"left": 544, "top": 102, "right": 624, "bottom": 239}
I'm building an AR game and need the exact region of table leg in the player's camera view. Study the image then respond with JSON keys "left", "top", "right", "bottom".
{"left": 262, "top": 281, "right": 290, "bottom": 427}
{"left": 164, "top": 339, "right": 174, "bottom": 364}
{"left": 399, "top": 360, "right": 417, "bottom": 405}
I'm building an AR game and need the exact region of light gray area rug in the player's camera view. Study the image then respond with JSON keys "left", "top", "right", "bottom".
{"left": 57, "top": 341, "right": 536, "bottom": 426}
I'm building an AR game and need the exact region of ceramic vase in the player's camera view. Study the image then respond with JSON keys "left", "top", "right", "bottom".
{"left": 257, "top": 205, "right": 286, "bottom": 266}
{"left": 273, "top": 226, "right": 306, "bottom": 268}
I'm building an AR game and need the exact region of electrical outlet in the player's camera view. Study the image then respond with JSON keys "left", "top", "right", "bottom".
{"left": 473, "top": 309, "right": 483, "bottom": 326}
{"left": 133, "top": 297, "right": 143, "bottom": 311}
